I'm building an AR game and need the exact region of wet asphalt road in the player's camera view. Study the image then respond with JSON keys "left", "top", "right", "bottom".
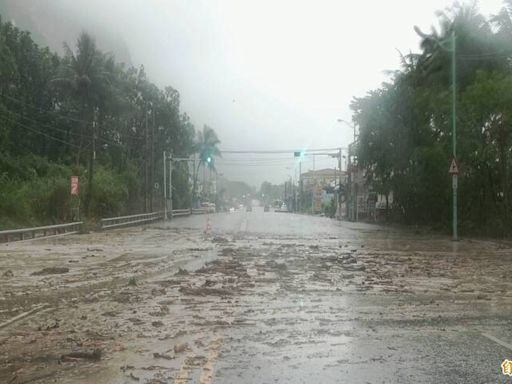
{"left": 2, "top": 208, "right": 512, "bottom": 383}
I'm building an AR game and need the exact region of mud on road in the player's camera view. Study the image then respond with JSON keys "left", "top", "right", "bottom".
{"left": 1, "top": 211, "right": 512, "bottom": 383}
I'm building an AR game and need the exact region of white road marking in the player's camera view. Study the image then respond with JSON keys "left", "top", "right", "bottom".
{"left": 482, "top": 332, "right": 512, "bottom": 350}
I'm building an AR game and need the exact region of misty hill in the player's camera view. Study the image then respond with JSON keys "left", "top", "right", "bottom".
{"left": 0, "top": 0, "right": 132, "bottom": 66}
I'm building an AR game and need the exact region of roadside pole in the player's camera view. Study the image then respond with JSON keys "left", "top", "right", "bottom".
{"left": 168, "top": 156, "right": 195, "bottom": 218}
{"left": 163, "top": 151, "right": 167, "bottom": 221}
{"left": 299, "top": 160, "right": 302, "bottom": 211}
{"left": 347, "top": 147, "right": 352, "bottom": 221}
{"left": 451, "top": 30, "right": 458, "bottom": 241}
{"left": 169, "top": 154, "right": 173, "bottom": 218}
{"left": 338, "top": 148, "right": 342, "bottom": 220}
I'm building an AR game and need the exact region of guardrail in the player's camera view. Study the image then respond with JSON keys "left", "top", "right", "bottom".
{"left": 100, "top": 212, "right": 164, "bottom": 230}
{"left": 172, "top": 209, "right": 191, "bottom": 217}
{"left": 191, "top": 208, "right": 210, "bottom": 214}
{"left": 100, "top": 208, "right": 204, "bottom": 230}
{"left": 0, "top": 222, "right": 83, "bottom": 243}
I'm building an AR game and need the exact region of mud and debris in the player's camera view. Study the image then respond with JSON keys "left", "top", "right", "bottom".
{"left": 31, "top": 267, "right": 69, "bottom": 276}
{"left": 61, "top": 349, "right": 102, "bottom": 362}
{"left": 1, "top": 210, "right": 512, "bottom": 383}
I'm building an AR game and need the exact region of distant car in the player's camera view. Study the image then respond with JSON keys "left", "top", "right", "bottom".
{"left": 280, "top": 203, "right": 288, "bottom": 211}
{"left": 246, "top": 205, "right": 252, "bottom": 212}
{"left": 264, "top": 205, "right": 270, "bottom": 212}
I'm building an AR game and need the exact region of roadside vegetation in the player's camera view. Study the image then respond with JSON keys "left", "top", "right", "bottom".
{"left": 353, "top": 2, "right": 512, "bottom": 236}
{"left": 0, "top": 17, "right": 220, "bottom": 229}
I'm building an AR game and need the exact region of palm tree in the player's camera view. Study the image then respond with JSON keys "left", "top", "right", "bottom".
{"left": 193, "top": 125, "right": 221, "bottom": 205}
{"left": 52, "top": 32, "right": 111, "bottom": 215}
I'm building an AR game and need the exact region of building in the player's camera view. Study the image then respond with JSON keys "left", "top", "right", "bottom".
{"left": 300, "top": 168, "right": 346, "bottom": 213}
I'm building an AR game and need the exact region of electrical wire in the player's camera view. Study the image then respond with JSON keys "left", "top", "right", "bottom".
{"left": 1, "top": 93, "right": 144, "bottom": 144}
{"left": 0, "top": 115, "right": 80, "bottom": 148}
{"left": 220, "top": 147, "right": 341, "bottom": 154}
{"left": 0, "top": 104, "right": 131, "bottom": 151}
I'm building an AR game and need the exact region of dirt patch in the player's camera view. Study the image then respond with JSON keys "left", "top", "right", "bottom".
{"left": 212, "top": 236, "right": 229, "bottom": 243}
{"left": 31, "top": 267, "right": 69, "bottom": 276}
{"left": 3, "top": 269, "right": 13, "bottom": 277}
{"left": 179, "top": 286, "right": 233, "bottom": 296}
{"left": 61, "top": 349, "right": 102, "bottom": 362}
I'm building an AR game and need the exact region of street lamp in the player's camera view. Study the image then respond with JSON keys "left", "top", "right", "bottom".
{"left": 429, "top": 30, "right": 458, "bottom": 241}
{"left": 337, "top": 119, "right": 358, "bottom": 221}
{"left": 337, "top": 119, "right": 357, "bottom": 142}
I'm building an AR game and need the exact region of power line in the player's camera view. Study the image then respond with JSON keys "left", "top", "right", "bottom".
{"left": 220, "top": 147, "right": 341, "bottom": 154}
{"left": 1, "top": 93, "right": 143, "bottom": 145}
{"left": 216, "top": 163, "right": 301, "bottom": 167}
{"left": 0, "top": 115, "right": 80, "bottom": 148}
{"left": 0, "top": 103, "right": 131, "bottom": 151}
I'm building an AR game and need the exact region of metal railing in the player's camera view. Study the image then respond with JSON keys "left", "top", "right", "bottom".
{"left": 191, "top": 208, "right": 210, "bottom": 214}
{"left": 0, "top": 222, "right": 83, "bottom": 243}
{"left": 100, "top": 212, "right": 164, "bottom": 230}
{"left": 172, "top": 209, "right": 191, "bottom": 217}
{"left": 100, "top": 208, "right": 204, "bottom": 230}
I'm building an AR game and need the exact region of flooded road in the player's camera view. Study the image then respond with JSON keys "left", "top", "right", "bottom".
{"left": 1, "top": 209, "right": 512, "bottom": 383}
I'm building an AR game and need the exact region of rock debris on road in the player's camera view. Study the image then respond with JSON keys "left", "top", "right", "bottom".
{"left": 1, "top": 209, "right": 512, "bottom": 383}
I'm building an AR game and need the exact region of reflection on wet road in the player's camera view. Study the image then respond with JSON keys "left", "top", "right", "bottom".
{"left": 1, "top": 208, "right": 512, "bottom": 383}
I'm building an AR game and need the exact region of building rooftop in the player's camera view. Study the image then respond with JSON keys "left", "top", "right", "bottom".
{"left": 301, "top": 168, "right": 345, "bottom": 179}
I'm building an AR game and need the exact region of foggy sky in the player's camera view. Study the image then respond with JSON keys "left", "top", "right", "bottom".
{"left": 1, "top": 0, "right": 504, "bottom": 186}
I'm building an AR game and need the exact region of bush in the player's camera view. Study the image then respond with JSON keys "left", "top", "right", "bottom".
{"left": 87, "top": 166, "right": 129, "bottom": 219}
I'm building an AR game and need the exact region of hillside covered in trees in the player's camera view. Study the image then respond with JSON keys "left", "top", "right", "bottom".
{"left": 0, "top": 17, "right": 212, "bottom": 228}
{"left": 353, "top": 2, "right": 512, "bottom": 236}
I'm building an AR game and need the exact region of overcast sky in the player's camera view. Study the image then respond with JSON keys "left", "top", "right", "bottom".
{"left": 4, "top": 0, "right": 506, "bottom": 185}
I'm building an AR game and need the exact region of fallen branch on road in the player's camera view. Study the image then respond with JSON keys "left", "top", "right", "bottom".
{"left": 60, "top": 349, "right": 102, "bottom": 362}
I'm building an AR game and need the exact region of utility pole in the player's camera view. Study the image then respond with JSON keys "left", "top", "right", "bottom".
{"left": 299, "top": 160, "right": 302, "bottom": 211}
{"left": 192, "top": 154, "right": 197, "bottom": 208}
{"left": 451, "top": 30, "right": 458, "bottom": 241}
{"left": 149, "top": 109, "right": 155, "bottom": 211}
{"left": 347, "top": 147, "right": 352, "bottom": 221}
{"left": 163, "top": 151, "right": 167, "bottom": 221}
{"left": 144, "top": 109, "right": 149, "bottom": 213}
{"left": 337, "top": 147, "right": 342, "bottom": 220}
{"left": 169, "top": 153, "right": 173, "bottom": 217}
{"left": 165, "top": 154, "right": 195, "bottom": 218}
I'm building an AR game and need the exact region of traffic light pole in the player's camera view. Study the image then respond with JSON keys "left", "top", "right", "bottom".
{"left": 163, "top": 153, "right": 195, "bottom": 221}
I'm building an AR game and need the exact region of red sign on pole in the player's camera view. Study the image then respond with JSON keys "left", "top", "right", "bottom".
{"left": 71, "top": 176, "right": 79, "bottom": 195}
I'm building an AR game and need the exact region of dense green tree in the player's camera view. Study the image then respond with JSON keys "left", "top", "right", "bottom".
{"left": 353, "top": 3, "right": 512, "bottom": 235}
{"left": 0, "top": 17, "right": 216, "bottom": 227}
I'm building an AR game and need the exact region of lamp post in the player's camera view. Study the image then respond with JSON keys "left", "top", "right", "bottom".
{"left": 337, "top": 119, "right": 356, "bottom": 142}
{"left": 338, "top": 119, "right": 357, "bottom": 221}
{"left": 433, "top": 30, "right": 458, "bottom": 240}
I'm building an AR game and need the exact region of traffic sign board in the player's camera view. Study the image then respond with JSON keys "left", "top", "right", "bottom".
{"left": 70, "top": 176, "right": 79, "bottom": 195}
{"left": 448, "top": 159, "right": 459, "bottom": 175}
